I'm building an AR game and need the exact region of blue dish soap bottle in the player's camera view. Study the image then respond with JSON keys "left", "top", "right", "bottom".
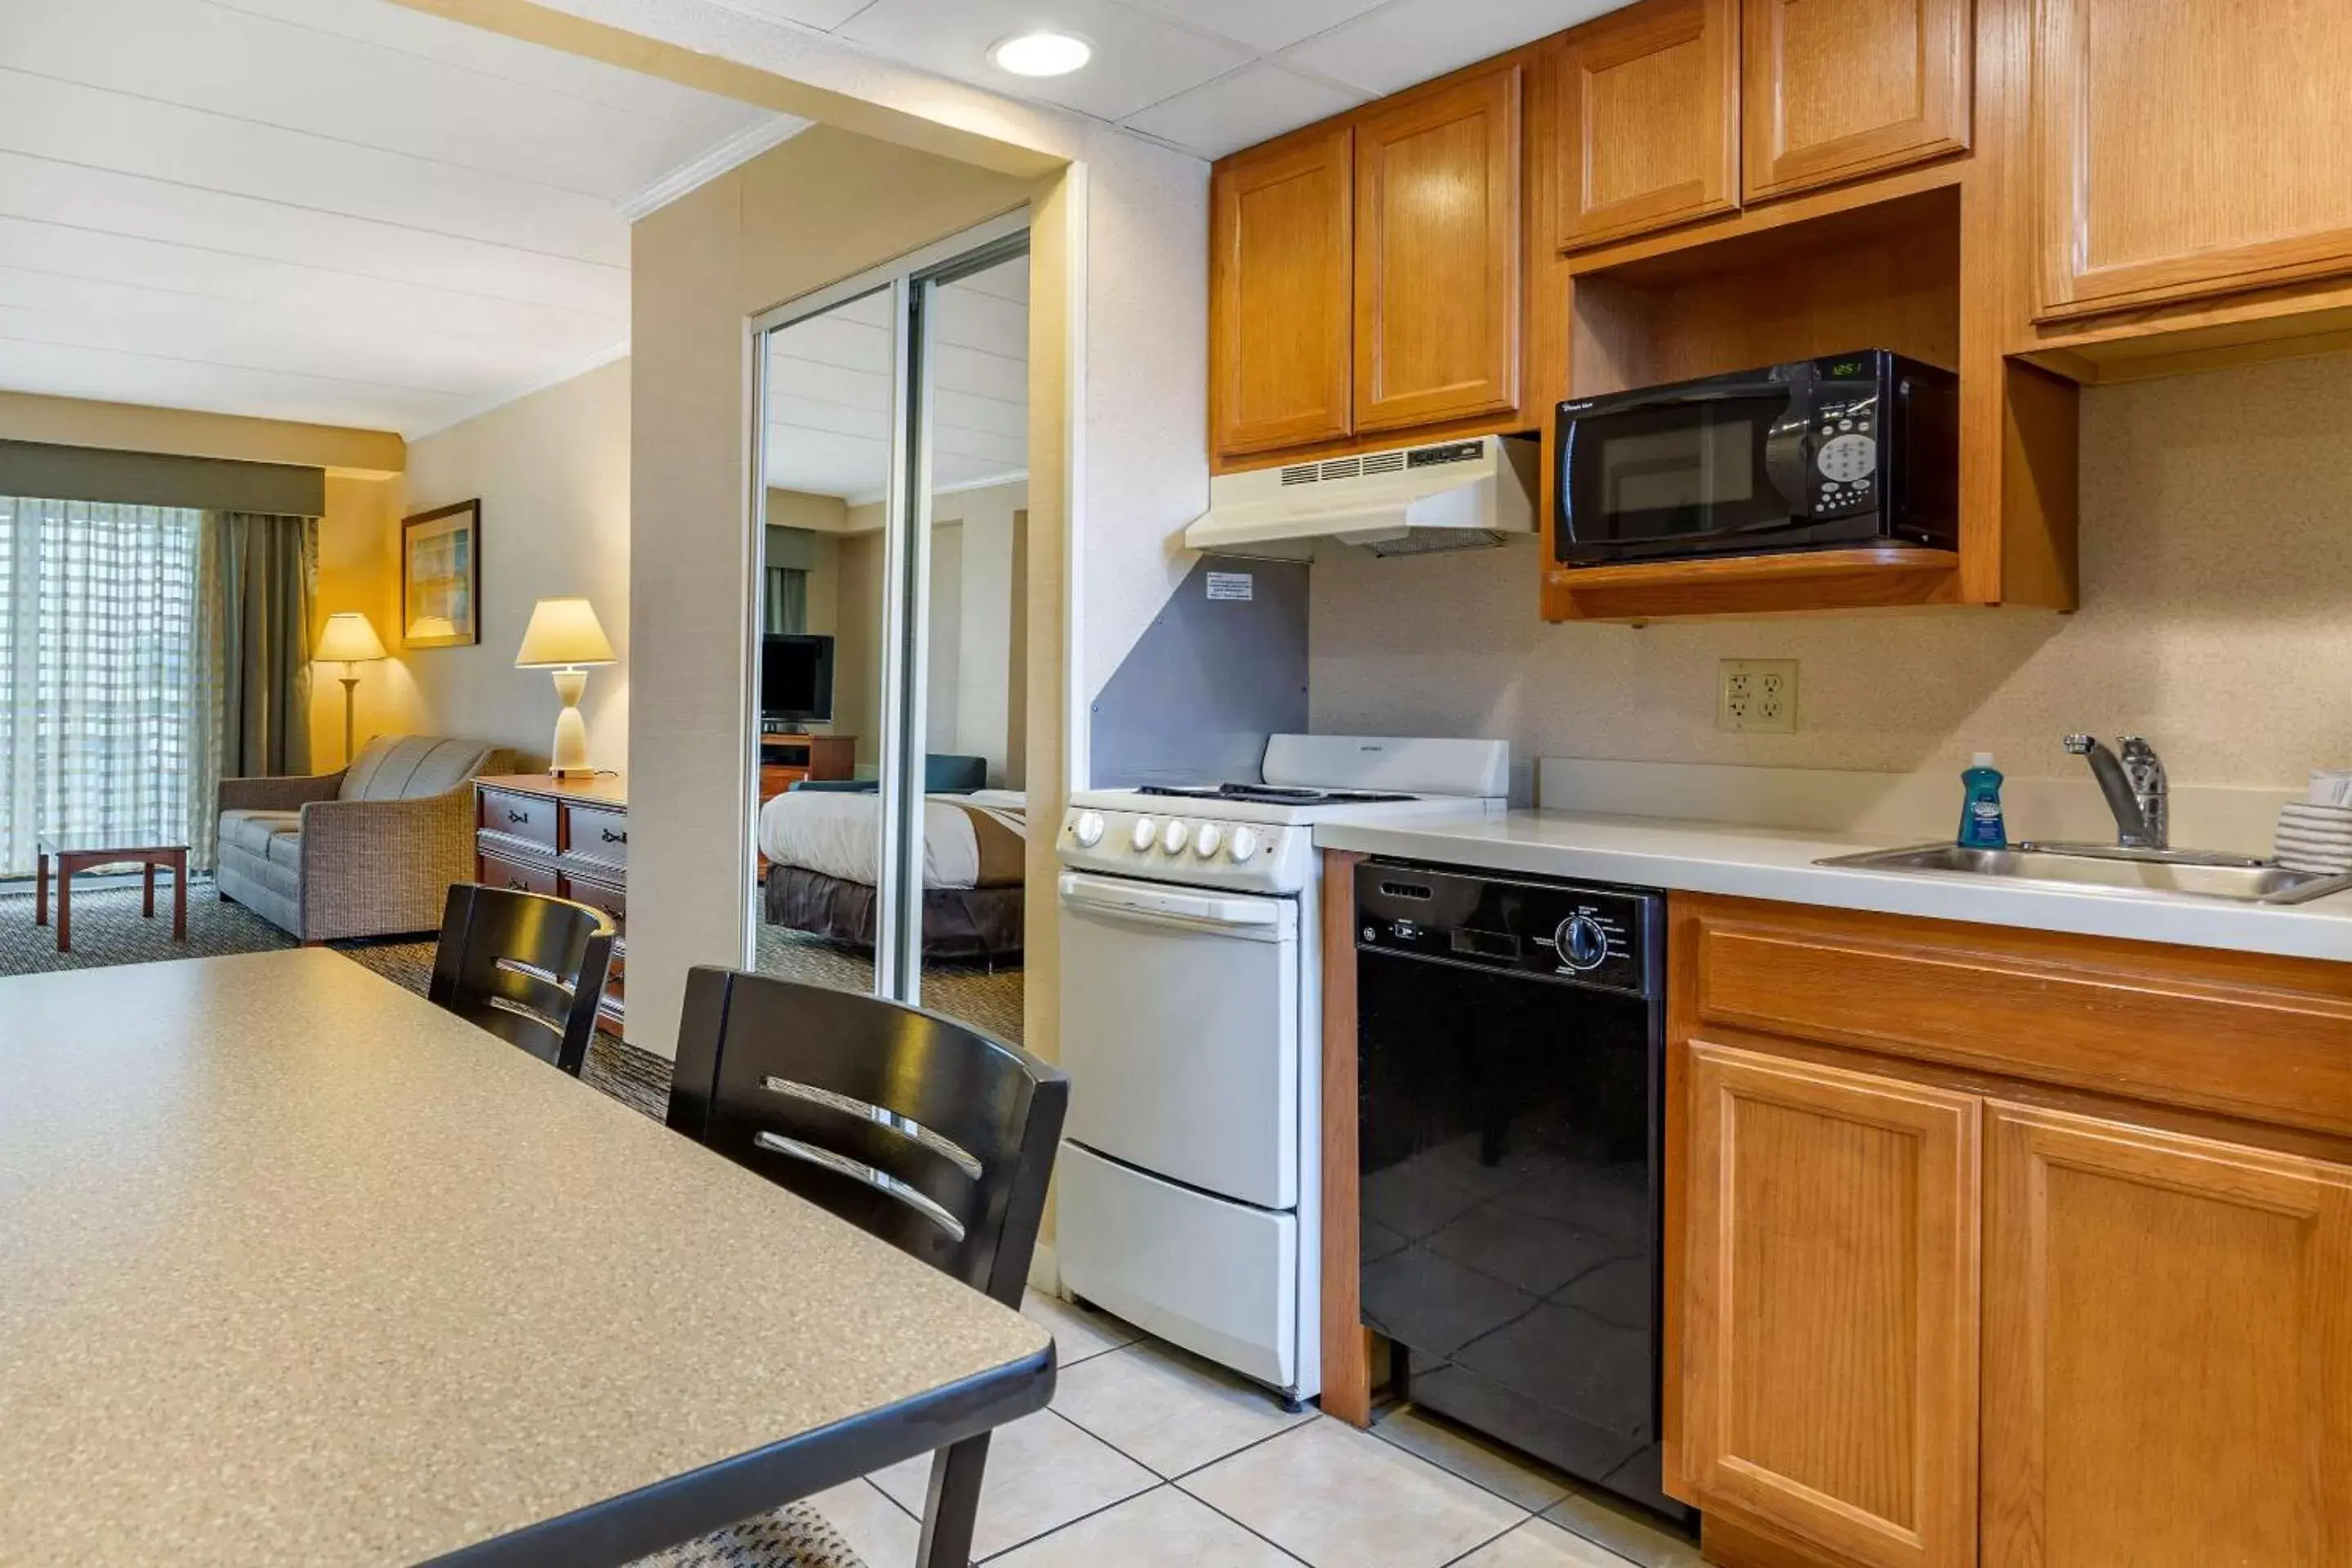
{"left": 1958, "top": 752, "right": 2008, "bottom": 849}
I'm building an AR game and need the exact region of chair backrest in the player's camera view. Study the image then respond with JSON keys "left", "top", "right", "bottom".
{"left": 341, "top": 737, "right": 509, "bottom": 801}
{"left": 666, "top": 968, "right": 1068, "bottom": 1307}
{"left": 428, "top": 884, "right": 617, "bottom": 1076}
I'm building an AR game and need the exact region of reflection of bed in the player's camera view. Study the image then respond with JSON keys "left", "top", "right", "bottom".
{"left": 757, "top": 788, "right": 1025, "bottom": 963}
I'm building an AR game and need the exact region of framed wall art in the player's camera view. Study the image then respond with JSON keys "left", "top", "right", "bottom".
{"left": 401, "top": 499, "right": 481, "bottom": 648}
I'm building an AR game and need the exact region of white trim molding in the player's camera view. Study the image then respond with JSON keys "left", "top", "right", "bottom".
{"left": 617, "top": 113, "right": 816, "bottom": 225}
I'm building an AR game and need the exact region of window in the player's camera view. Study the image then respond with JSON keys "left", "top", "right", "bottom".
{"left": 0, "top": 497, "right": 206, "bottom": 877}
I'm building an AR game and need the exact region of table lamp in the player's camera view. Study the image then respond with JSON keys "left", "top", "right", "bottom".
{"left": 515, "top": 598, "right": 617, "bottom": 779}
{"left": 314, "top": 612, "right": 387, "bottom": 766}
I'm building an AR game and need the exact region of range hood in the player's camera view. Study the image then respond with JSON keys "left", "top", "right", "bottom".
{"left": 1184, "top": 434, "right": 1538, "bottom": 559}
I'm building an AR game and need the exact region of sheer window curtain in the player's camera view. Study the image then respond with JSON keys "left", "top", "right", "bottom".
{"left": 766, "top": 565, "right": 808, "bottom": 635}
{"left": 0, "top": 497, "right": 208, "bottom": 877}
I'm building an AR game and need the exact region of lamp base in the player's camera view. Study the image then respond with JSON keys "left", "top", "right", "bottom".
{"left": 547, "top": 667, "right": 595, "bottom": 779}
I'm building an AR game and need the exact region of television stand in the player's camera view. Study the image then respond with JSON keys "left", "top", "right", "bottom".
{"left": 760, "top": 733, "right": 858, "bottom": 803}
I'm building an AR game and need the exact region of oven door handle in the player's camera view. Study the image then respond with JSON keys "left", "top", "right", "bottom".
{"left": 1057, "top": 873, "right": 1292, "bottom": 939}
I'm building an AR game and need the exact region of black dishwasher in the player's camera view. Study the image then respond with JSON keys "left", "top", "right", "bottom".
{"left": 1356, "top": 860, "right": 1690, "bottom": 1526}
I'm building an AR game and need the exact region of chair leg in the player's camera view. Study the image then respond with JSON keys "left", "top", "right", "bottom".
{"left": 916, "top": 1434, "right": 989, "bottom": 1568}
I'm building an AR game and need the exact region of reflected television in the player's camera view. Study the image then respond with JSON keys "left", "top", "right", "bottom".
{"left": 760, "top": 634, "right": 835, "bottom": 729}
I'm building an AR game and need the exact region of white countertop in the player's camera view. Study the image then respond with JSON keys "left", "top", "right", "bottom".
{"left": 1314, "top": 809, "right": 2352, "bottom": 964}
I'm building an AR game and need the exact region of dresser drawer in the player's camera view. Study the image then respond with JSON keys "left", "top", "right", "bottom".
{"left": 479, "top": 788, "right": 558, "bottom": 851}
{"left": 478, "top": 848, "right": 559, "bottom": 897}
{"left": 567, "top": 805, "right": 629, "bottom": 869}
{"left": 562, "top": 873, "right": 626, "bottom": 933}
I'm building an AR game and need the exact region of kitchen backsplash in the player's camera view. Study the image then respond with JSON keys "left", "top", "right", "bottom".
{"left": 1310, "top": 353, "right": 2352, "bottom": 791}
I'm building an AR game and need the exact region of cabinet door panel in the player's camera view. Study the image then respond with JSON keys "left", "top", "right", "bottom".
{"left": 1211, "top": 126, "right": 1354, "bottom": 457}
{"left": 1557, "top": 0, "right": 1739, "bottom": 250}
{"left": 1354, "top": 66, "right": 1522, "bottom": 432}
{"left": 1742, "top": 0, "right": 1969, "bottom": 202}
{"left": 2034, "top": 0, "right": 2352, "bottom": 320}
{"left": 1683, "top": 1042, "right": 1978, "bottom": 1568}
{"left": 1983, "top": 1104, "right": 2352, "bottom": 1568}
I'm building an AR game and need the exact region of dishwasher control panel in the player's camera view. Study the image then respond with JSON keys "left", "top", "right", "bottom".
{"left": 1356, "top": 861, "right": 1659, "bottom": 996}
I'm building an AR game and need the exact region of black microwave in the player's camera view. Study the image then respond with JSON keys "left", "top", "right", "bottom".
{"left": 1553, "top": 350, "right": 1958, "bottom": 566}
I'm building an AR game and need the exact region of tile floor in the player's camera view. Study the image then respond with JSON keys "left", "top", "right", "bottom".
{"left": 806, "top": 1290, "right": 1708, "bottom": 1568}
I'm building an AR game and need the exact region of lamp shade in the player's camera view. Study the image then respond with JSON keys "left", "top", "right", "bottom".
{"left": 315, "top": 612, "right": 387, "bottom": 663}
{"left": 515, "top": 597, "right": 617, "bottom": 668}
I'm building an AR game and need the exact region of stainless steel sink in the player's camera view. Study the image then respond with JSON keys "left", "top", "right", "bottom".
{"left": 1815, "top": 841, "right": 2352, "bottom": 906}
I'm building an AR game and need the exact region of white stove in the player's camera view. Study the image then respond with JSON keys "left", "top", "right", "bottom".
{"left": 1058, "top": 735, "right": 1510, "bottom": 895}
{"left": 1053, "top": 736, "right": 1508, "bottom": 1405}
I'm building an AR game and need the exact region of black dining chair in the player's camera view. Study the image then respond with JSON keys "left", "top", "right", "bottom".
{"left": 662, "top": 967, "right": 1069, "bottom": 1568}
{"left": 426, "top": 884, "right": 617, "bottom": 1077}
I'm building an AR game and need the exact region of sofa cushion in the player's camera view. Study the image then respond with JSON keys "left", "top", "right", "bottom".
{"left": 219, "top": 808, "right": 302, "bottom": 860}
{"left": 340, "top": 736, "right": 501, "bottom": 802}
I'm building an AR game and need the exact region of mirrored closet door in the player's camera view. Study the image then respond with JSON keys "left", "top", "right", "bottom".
{"left": 748, "top": 215, "right": 1030, "bottom": 1043}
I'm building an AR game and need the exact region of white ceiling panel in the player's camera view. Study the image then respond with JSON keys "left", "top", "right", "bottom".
{"left": 839, "top": 0, "right": 1254, "bottom": 122}
{"left": 1122, "top": 61, "right": 1367, "bottom": 158}
{"left": 0, "top": 0, "right": 788, "bottom": 435}
{"left": 1121, "top": 0, "right": 1390, "bottom": 53}
{"left": 1282, "top": 0, "right": 1621, "bottom": 96}
{"left": 706, "top": 0, "right": 883, "bottom": 28}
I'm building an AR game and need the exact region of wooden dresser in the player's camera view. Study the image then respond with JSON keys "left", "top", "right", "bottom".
{"left": 473, "top": 773, "right": 627, "bottom": 1032}
{"left": 758, "top": 733, "right": 857, "bottom": 806}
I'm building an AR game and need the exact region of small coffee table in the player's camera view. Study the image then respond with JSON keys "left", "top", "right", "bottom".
{"left": 35, "top": 835, "right": 189, "bottom": 954}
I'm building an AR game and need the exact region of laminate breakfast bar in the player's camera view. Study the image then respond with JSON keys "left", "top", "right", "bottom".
{"left": 0, "top": 949, "right": 1053, "bottom": 1567}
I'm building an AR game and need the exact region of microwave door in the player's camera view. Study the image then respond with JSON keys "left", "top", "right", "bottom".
{"left": 1562, "top": 395, "right": 1807, "bottom": 552}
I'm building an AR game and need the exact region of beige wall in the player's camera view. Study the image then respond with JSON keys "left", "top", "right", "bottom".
{"left": 629, "top": 122, "right": 1034, "bottom": 1054}
{"left": 401, "top": 358, "right": 632, "bottom": 772}
{"left": 1312, "top": 354, "right": 2352, "bottom": 793}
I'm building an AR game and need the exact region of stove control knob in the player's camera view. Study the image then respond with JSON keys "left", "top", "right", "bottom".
{"left": 1228, "top": 826, "right": 1262, "bottom": 863}
{"left": 1130, "top": 817, "right": 1160, "bottom": 853}
{"left": 1072, "top": 810, "right": 1106, "bottom": 849}
{"left": 1555, "top": 915, "right": 1610, "bottom": 973}
{"left": 1195, "top": 822, "right": 1225, "bottom": 859}
{"left": 1161, "top": 819, "right": 1192, "bottom": 856}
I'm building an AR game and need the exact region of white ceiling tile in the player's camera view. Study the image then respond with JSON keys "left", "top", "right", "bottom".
{"left": 1121, "top": 61, "right": 1366, "bottom": 157}
{"left": 839, "top": 0, "right": 1253, "bottom": 122}
{"left": 0, "top": 337, "right": 463, "bottom": 432}
{"left": 1117, "top": 0, "right": 1391, "bottom": 53}
{"left": 1282, "top": 0, "right": 1619, "bottom": 95}
{"left": 704, "top": 0, "right": 884, "bottom": 28}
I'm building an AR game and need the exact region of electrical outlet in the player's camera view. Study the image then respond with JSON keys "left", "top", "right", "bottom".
{"left": 1718, "top": 658, "right": 1799, "bottom": 733}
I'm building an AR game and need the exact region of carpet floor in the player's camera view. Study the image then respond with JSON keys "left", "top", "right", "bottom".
{"left": 754, "top": 924, "right": 1026, "bottom": 1045}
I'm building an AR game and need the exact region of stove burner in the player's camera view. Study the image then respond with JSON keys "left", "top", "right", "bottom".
{"left": 1136, "top": 783, "right": 1419, "bottom": 805}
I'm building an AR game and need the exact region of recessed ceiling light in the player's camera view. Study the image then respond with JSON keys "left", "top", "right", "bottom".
{"left": 990, "top": 30, "right": 1092, "bottom": 77}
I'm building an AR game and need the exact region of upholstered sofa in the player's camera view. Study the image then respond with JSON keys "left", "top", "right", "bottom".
{"left": 216, "top": 737, "right": 517, "bottom": 942}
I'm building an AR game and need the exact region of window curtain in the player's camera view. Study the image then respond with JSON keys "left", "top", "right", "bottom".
{"left": 196, "top": 512, "right": 316, "bottom": 835}
{"left": 0, "top": 497, "right": 207, "bottom": 878}
{"left": 767, "top": 565, "right": 808, "bottom": 635}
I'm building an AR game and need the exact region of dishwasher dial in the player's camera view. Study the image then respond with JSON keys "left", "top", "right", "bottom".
{"left": 1072, "top": 810, "right": 1106, "bottom": 848}
{"left": 1194, "top": 822, "right": 1225, "bottom": 858}
{"left": 1228, "top": 826, "right": 1261, "bottom": 862}
{"left": 1161, "top": 819, "right": 1192, "bottom": 856}
{"left": 1555, "top": 915, "right": 1610, "bottom": 972}
{"left": 1130, "top": 817, "right": 1160, "bottom": 853}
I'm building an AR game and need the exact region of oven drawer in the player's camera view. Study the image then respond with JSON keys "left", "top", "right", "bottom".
{"left": 1058, "top": 1143, "right": 1298, "bottom": 1392}
{"left": 1057, "top": 872, "right": 1300, "bottom": 1209}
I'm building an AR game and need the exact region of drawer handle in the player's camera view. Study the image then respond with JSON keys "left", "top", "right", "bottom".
{"left": 507, "top": 878, "right": 529, "bottom": 891}
{"left": 506, "top": 809, "right": 528, "bottom": 825}
{"left": 600, "top": 827, "right": 626, "bottom": 845}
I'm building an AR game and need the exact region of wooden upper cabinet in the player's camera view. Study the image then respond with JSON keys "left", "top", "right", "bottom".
{"left": 1982, "top": 1103, "right": 2352, "bottom": 1567}
{"left": 1353, "top": 65, "right": 1523, "bottom": 434}
{"left": 1741, "top": 0, "right": 1970, "bottom": 202}
{"left": 1556, "top": 0, "right": 1740, "bottom": 251}
{"left": 1210, "top": 125, "right": 1354, "bottom": 457}
{"left": 1682, "top": 1042, "right": 1980, "bottom": 1568}
{"left": 2034, "top": 0, "right": 2352, "bottom": 321}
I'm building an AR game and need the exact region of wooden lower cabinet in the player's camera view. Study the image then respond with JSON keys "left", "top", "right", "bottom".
{"left": 1681, "top": 1041, "right": 1980, "bottom": 1568}
{"left": 1981, "top": 1103, "right": 2352, "bottom": 1568}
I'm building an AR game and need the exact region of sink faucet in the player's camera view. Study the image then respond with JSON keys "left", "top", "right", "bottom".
{"left": 2065, "top": 733, "right": 2167, "bottom": 849}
